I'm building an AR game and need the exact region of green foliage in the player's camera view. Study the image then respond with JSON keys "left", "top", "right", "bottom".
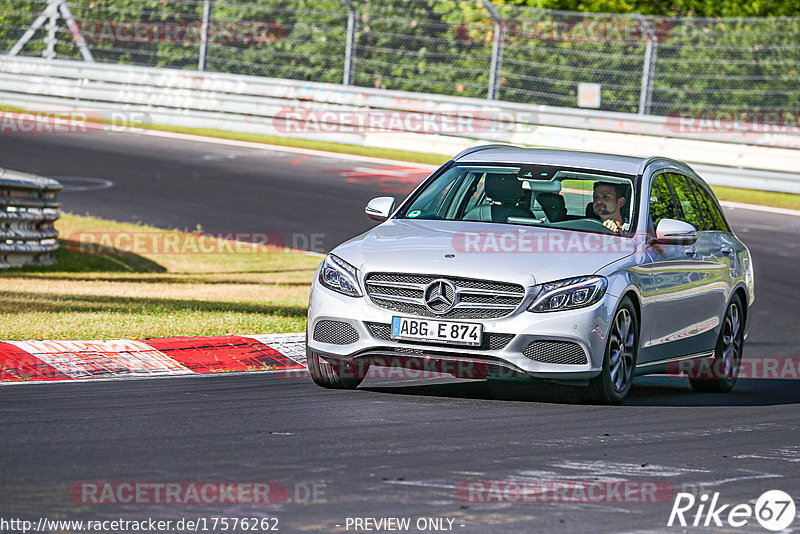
{"left": 0, "top": 0, "right": 797, "bottom": 115}
{"left": 446, "top": 0, "right": 799, "bottom": 17}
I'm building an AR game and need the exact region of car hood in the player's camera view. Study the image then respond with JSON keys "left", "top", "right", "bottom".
{"left": 333, "top": 219, "right": 638, "bottom": 287}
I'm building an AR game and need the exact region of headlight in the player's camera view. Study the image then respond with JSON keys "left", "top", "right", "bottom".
{"left": 319, "top": 254, "right": 362, "bottom": 297}
{"left": 528, "top": 276, "right": 607, "bottom": 313}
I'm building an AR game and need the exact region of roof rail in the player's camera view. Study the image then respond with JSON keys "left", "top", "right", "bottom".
{"left": 452, "top": 144, "right": 520, "bottom": 161}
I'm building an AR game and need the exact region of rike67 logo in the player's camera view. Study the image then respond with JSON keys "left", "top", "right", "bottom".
{"left": 668, "top": 490, "right": 795, "bottom": 531}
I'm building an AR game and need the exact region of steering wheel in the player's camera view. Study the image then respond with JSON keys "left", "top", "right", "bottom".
{"left": 583, "top": 217, "right": 617, "bottom": 233}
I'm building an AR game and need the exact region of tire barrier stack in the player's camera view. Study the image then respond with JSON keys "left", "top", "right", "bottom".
{"left": 0, "top": 167, "right": 61, "bottom": 269}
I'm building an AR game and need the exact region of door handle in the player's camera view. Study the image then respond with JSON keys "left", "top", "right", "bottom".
{"left": 684, "top": 246, "right": 698, "bottom": 256}
{"left": 720, "top": 245, "right": 733, "bottom": 255}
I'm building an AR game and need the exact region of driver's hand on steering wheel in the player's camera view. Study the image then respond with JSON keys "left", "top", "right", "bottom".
{"left": 602, "top": 219, "right": 622, "bottom": 234}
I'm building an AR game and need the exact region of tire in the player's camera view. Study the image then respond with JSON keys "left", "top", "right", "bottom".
{"left": 307, "top": 349, "right": 369, "bottom": 390}
{"left": 574, "top": 296, "right": 639, "bottom": 405}
{"left": 689, "top": 294, "right": 744, "bottom": 393}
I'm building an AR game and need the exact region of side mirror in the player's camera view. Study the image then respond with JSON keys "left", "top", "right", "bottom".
{"left": 365, "top": 196, "right": 396, "bottom": 222}
{"left": 652, "top": 218, "right": 698, "bottom": 245}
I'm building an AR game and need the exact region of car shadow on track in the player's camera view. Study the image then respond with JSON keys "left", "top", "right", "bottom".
{"left": 359, "top": 376, "right": 800, "bottom": 407}
{"left": 625, "top": 376, "right": 800, "bottom": 407}
{"left": 361, "top": 378, "right": 578, "bottom": 404}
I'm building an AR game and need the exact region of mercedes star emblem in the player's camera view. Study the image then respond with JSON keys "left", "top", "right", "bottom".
{"left": 424, "top": 279, "right": 457, "bottom": 314}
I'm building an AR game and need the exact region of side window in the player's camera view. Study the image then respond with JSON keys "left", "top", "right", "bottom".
{"left": 666, "top": 174, "right": 705, "bottom": 230}
{"left": 461, "top": 173, "right": 486, "bottom": 215}
{"left": 691, "top": 181, "right": 728, "bottom": 232}
{"left": 649, "top": 174, "right": 677, "bottom": 231}
{"left": 413, "top": 171, "right": 462, "bottom": 218}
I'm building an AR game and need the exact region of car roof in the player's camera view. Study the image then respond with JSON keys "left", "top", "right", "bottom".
{"left": 454, "top": 146, "right": 665, "bottom": 176}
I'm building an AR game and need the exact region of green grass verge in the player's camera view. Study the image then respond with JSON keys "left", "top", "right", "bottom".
{"left": 0, "top": 213, "right": 320, "bottom": 340}
{"left": 709, "top": 185, "right": 800, "bottom": 211}
{"left": 147, "top": 123, "right": 453, "bottom": 166}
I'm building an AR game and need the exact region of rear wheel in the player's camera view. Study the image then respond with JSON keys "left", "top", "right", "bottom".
{"left": 690, "top": 294, "right": 744, "bottom": 393}
{"left": 307, "top": 349, "right": 369, "bottom": 389}
{"left": 574, "top": 296, "right": 638, "bottom": 405}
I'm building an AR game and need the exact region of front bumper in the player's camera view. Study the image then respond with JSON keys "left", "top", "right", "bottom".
{"left": 307, "top": 281, "right": 620, "bottom": 381}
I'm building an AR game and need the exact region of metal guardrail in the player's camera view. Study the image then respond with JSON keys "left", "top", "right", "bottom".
{"left": 3, "top": 1, "right": 799, "bottom": 116}
{"left": 2, "top": 55, "right": 797, "bottom": 150}
{"left": 0, "top": 167, "right": 61, "bottom": 269}
{"left": 0, "top": 56, "right": 798, "bottom": 194}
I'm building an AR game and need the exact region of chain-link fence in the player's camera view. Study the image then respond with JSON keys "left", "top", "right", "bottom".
{"left": 1, "top": 0, "right": 798, "bottom": 116}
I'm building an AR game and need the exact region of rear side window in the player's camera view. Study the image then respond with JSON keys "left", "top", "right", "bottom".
{"left": 667, "top": 174, "right": 705, "bottom": 230}
{"left": 691, "top": 181, "right": 728, "bottom": 232}
{"left": 649, "top": 174, "right": 677, "bottom": 231}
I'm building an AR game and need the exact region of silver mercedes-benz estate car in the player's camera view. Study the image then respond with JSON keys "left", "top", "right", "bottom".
{"left": 307, "top": 146, "right": 754, "bottom": 403}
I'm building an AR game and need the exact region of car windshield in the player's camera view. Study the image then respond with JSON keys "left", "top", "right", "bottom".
{"left": 400, "top": 163, "right": 638, "bottom": 235}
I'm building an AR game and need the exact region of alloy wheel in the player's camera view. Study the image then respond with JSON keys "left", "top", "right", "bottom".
{"left": 609, "top": 307, "right": 636, "bottom": 392}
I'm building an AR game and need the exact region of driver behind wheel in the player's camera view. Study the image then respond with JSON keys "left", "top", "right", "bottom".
{"left": 592, "top": 181, "right": 629, "bottom": 234}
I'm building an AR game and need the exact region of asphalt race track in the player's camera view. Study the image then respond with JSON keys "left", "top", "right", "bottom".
{"left": 1, "top": 130, "right": 799, "bottom": 533}
{"left": 0, "top": 130, "right": 414, "bottom": 252}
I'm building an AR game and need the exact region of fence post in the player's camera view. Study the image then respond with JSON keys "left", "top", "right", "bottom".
{"left": 9, "top": 0, "right": 93, "bottom": 61}
{"left": 44, "top": 0, "right": 58, "bottom": 60}
{"left": 482, "top": 1, "right": 504, "bottom": 101}
{"left": 198, "top": 0, "right": 214, "bottom": 71}
{"left": 637, "top": 15, "right": 658, "bottom": 115}
{"left": 342, "top": 0, "right": 358, "bottom": 85}
{"left": 58, "top": 0, "right": 94, "bottom": 61}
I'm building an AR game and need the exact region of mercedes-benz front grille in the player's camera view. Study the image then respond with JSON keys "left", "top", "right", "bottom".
{"left": 364, "top": 273, "right": 525, "bottom": 319}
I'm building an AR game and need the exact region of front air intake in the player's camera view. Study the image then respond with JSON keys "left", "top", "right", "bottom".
{"left": 312, "top": 320, "right": 359, "bottom": 345}
{"left": 523, "top": 340, "right": 588, "bottom": 365}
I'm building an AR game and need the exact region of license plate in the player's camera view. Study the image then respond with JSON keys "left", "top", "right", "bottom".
{"left": 391, "top": 316, "right": 483, "bottom": 346}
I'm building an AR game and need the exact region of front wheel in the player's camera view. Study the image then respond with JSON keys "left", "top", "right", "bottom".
{"left": 307, "top": 350, "right": 369, "bottom": 389}
{"left": 689, "top": 294, "right": 744, "bottom": 393}
{"left": 574, "top": 296, "right": 638, "bottom": 405}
